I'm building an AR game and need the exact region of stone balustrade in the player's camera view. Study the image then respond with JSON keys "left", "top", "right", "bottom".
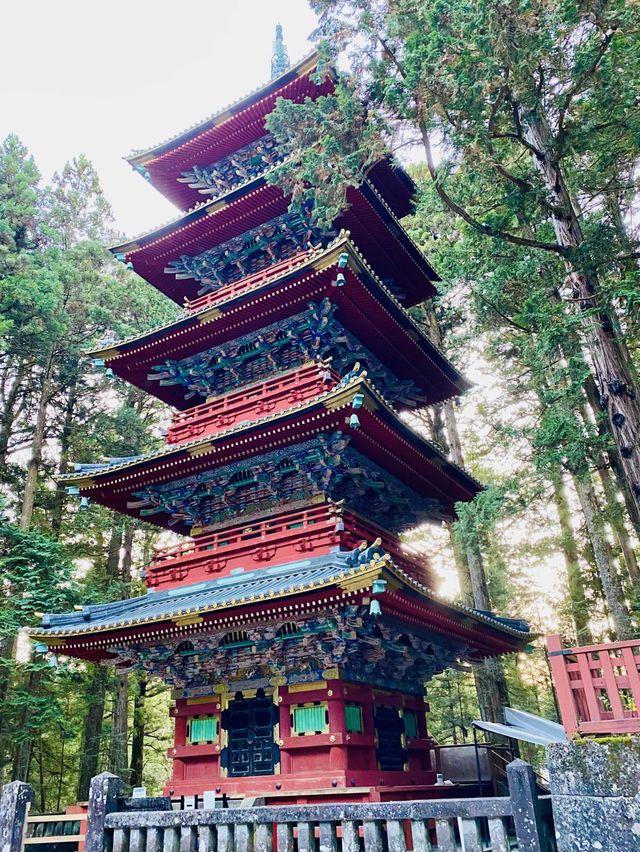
{"left": 0, "top": 761, "right": 555, "bottom": 852}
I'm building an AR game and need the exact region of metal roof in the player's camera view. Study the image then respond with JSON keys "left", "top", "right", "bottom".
{"left": 473, "top": 708, "right": 567, "bottom": 746}
{"left": 37, "top": 553, "right": 347, "bottom": 634}
{"left": 32, "top": 550, "right": 529, "bottom": 641}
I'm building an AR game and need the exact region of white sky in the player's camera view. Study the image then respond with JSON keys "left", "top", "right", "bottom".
{"left": 0, "top": 0, "right": 319, "bottom": 236}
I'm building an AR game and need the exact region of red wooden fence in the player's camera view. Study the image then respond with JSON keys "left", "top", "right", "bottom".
{"left": 547, "top": 633, "right": 640, "bottom": 736}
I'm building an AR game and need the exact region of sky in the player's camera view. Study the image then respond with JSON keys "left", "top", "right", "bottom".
{"left": 0, "top": 0, "right": 319, "bottom": 236}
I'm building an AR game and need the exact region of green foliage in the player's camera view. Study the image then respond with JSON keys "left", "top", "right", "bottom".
{"left": 0, "top": 135, "right": 41, "bottom": 268}
{"left": 0, "top": 135, "right": 173, "bottom": 798}
{"left": 266, "top": 81, "right": 387, "bottom": 227}
{"left": 426, "top": 670, "right": 479, "bottom": 745}
{"left": 0, "top": 521, "right": 76, "bottom": 637}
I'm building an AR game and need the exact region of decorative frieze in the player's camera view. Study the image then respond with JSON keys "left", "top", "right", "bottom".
{"left": 178, "top": 134, "right": 284, "bottom": 200}
{"left": 127, "top": 434, "right": 440, "bottom": 531}
{"left": 110, "top": 606, "right": 463, "bottom": 693}
{"left": 148, "top": 298, "right": 424, "bottom": 406}
{"left": 164, "top": 211, "right": 327, "bottom": 295}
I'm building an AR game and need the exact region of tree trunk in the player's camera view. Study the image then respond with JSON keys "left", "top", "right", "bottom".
{"left": 130, "top": 676, "right": 147, "bottom": 788}
{"left": 0, "top": 636, "right": 16, "bottom": 710}
{"left": 76, "top": 665, "right": 108, "bottom": 801}
{"left": 475, "top": 657, "right": 510, "bottom": 723}
{"left": 0, "top": 359, "right": 30, "bottom": 476}
{"left": 441, "top": 399, "right": 510, "bottom": 721}
{"left": 583, "top": 373, "right": 640, "bottom": 537}
{"left": 446, "top": 521, "right": 473, "bottom": 603}
{"left": 523, "top": 113, "right": 640, "bottom": 514}
{"left": 120, "top": 522, "right": 134, "bottom": 583}
{"left": 550, "top": 475, "right": 593, "bottom": 644}
{"left": 108, "top": 671, "right": 129, "bottom": 781}
{"left": 20, "top": 352, "right": 55, "bottom": 530}
{"left": 108, "top": 521, "right": 136, "bottom": 782}
{"left": 50, "top": 377, "right": 78, "bottom": 535}
{"left": 416, "top": 303, "right": 511, "bottom": 721}
{"left": 597, "top": 466, "right": 640, "bottom": 585}
{"left": 102, "top": 524, "right": 124, "bottom": 594}
{"left": 12, "top": 668, "right": 43, "bottom": 781}
{"left": 572, "top": 473, "right": 634, "bottom": 639}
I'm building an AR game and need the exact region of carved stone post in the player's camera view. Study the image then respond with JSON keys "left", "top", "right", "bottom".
{"left": 507, "top": 759, "right": 547, "bottom": 852}
{"left": 85, "top": 772, "right": 124, "bottom": 852}
{"left": 0, "top": 780, "right": 34, "bottom": 852}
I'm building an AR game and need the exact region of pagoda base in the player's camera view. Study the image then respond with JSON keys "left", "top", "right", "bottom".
{"left": 166, "top": 678, "right": 448, "bottom": 805}
{"left": 163, "top": 775, "right": 476, "bottom": 805}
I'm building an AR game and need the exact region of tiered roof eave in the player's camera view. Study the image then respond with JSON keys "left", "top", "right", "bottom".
{"left": 94, "top": 234, "right": 466, "bottom": 409}
{"left": 29, "top": 551, "right": 530, "bottom": 652}
{"left": 58, "top": 373, "right": 482, "bottom": 530}
{"left": 108, "top": 168, "right": 436, "bottom": 306}
{"left": 126, "top": 51, "right": 324, "bottom": 168}
{"left": 123, "top": 53, "right": 417, "bottom": 221}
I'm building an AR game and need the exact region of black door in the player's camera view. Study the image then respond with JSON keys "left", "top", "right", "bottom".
{"left": 374, "top": 705, "right": 408, "bottom": 771}
{"left": 225, "top": 691, "right": 277, "bottom": 777}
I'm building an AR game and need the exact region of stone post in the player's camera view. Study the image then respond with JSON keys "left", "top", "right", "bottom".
{"left": 507, "top": 758, "right": 547, "bottom": 852}
{"left": 0, "top": 781, "right": 34, "bottom": 852}
{"left": 547, "top": 738, "right": 640, "bottom": 852}
{"left": 85, "top": 773, "right": 124, "bottom": 852}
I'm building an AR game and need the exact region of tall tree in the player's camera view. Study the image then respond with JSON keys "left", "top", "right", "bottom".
{"left": 266, "top": 0, "right": 640, "bottom": 511}
{"left": 0, "top": 522, "right": 76, "bottom": 781}
{"left": 415, "top": 303, "right": 510, "bottom": 722}
{"left": 410, "top": 171, "right": 636, "bottom": 638}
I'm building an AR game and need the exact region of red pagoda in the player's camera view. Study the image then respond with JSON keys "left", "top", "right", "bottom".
{"left": 31, "top": 41, "right": 529, "bottom": 804}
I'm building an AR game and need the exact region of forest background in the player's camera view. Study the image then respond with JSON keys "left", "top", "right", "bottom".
{"left": 0, "top": 0, "right": 639, "bottom": 810}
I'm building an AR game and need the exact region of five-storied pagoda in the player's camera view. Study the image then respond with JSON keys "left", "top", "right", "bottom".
{"left": 31, "top": 32, "right": 529, "bottom": 804}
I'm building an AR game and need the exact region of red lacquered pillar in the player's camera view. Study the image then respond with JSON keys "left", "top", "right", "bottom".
{"left": 327, "top": 682, "right": 347, "bottom": 771}
{"left": 278, "top": 690, "right": 292, "bottom": 775}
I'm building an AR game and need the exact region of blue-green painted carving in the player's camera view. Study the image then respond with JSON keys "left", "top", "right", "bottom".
{"left": 127, "top": 434, "right": 440, "bottom": 531}
{"left": 178, "top": 134, "right": 284, "bottom": 201}
{"left": 148, "top": 299, "right": 425, "bottom": 406}
{"left": 110, "top": 606, "right": 464, "bottom": 694}
{"left": 165, "top": 211, "right": 327, "bottom": 295}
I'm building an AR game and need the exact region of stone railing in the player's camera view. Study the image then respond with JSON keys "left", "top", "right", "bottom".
{"left": 0, "top": 760, "right": 555, "bottom": 852}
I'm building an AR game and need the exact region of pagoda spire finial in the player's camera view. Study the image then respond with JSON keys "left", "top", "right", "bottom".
{"left": 271, "top": 23, "right": 290, "bottom": 78}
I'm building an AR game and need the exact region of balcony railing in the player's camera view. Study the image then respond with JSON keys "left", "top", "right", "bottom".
{"left": 547, "top": 633, "right": 640, "bottom": 736}
{"left": 183, "top": 250, "right": 315, "bottom": 314}
{"left": 147, "top": 504, "right": 434, "bottom": 590}
{"left": 166, "top": 363, "right": 331, "bottom": 445}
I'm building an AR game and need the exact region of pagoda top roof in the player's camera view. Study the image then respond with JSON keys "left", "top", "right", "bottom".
{"left": 127, "top": 52, "right": 323, "bottom": 169}
{"left": 60, "top": 372, "right": 481, "bottom": 532}
{"left": 31, "top": 550, "right": 530, "bottom": 648}
{"left": 124, "top": 51, "right": 416, "bottom": 218}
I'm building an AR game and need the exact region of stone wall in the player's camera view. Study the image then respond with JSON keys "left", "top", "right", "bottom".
{"left": 547, "top": 738, "right": 640, "bottom": 852}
